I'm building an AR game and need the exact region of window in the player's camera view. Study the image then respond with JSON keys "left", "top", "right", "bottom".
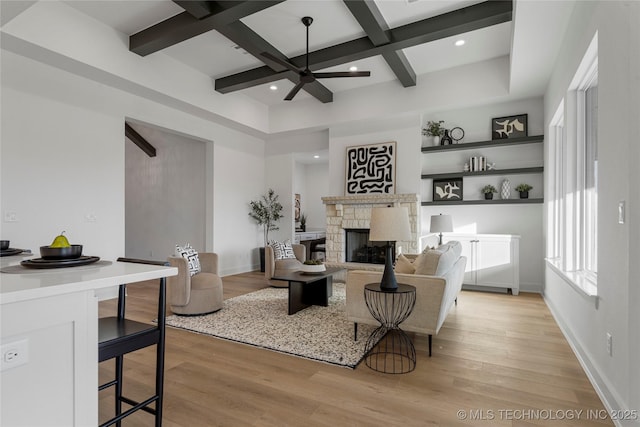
{"left": 547, "top": 33, "right": 598, "bottom": 293}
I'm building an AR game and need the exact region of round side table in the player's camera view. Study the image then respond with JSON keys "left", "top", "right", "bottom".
{"left": 363, "top": 283, "right": 417, "bottom": 374}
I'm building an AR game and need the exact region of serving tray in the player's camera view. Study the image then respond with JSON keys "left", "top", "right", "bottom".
{"left": 21, "top": 256, "right": 100, "bottom": 269}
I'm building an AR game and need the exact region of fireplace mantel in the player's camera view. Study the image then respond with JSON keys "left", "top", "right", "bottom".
{"left": 321, "top": 193, "right": 420, "bottom": 263}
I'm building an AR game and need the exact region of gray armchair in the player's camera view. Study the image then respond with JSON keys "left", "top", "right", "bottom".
{"left": 264, "top": 244, "right": 305, "bottom": 287}
{"left": 167, "top": 252, "right": 223, "bottom": 315}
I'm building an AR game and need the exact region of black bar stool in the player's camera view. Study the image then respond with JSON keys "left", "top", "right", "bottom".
{"left": 98, "top": 258, "right": 168, "bottom": 427}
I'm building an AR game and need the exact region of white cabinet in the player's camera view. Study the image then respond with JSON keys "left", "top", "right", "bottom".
{"left": 446, "top": 234, "right": 520, "bottom": 295}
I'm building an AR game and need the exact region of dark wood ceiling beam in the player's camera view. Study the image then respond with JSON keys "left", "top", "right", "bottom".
{"left": 216, "top": 21, "right": 333, "bottom": 103}
{"left": 215, "top": 1, "right": 512, "bottom": 93}
{"left": 343, "top": 0, "right": 416, "bottom": 87}
{"left": 125, "top": 123, "right": 156, "bottom": 157}
{"left": 130, "top": 0, "right": 285, "bottom": 56}
{"left": 172, "top": 1, "right": 214, "bottom": 19}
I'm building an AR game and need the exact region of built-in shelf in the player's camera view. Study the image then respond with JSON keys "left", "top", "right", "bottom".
{"left": 421, "top": 198, "right": 544, "bottom": 206}
{"left": 421, "top": 135, "right": 544, "bottom": 153}
{"left": 421, "top": 167, "right": 544, "bottom": 180}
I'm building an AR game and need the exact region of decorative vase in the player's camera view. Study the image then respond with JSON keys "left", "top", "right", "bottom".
{"left": 519, "top": 191, "right": 529, "bottom": 199}
{"left": 441, "top": 130, "right": 453, "bottom": 145}
{"left": 485, "top": 193, "right": 494, "bottom": 200}
{"left": 433, "top": 135, "right": 440, "bottom": 146}
{"left": 501, "top": 179, "right": 511, "bottom": 199}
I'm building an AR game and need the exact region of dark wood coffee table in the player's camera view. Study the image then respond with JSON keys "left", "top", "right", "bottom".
{"left": 271, "top": 267, "right": 345, "bottom": 315}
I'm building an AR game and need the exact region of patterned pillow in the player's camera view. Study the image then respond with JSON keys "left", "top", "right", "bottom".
{"left": 268, "top": 239, "right": 296, "bottom": 260}
{"left": 175, "top": 243, "right": 201, "bottom": 276}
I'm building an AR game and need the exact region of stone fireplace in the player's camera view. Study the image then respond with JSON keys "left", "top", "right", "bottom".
{"left": 321, "top": 194, "right": 420, "bottom": 267}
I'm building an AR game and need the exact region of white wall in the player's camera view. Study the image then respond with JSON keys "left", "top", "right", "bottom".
{"left": 543, "top": 1, "right": 640, "bottom": 420}
{"left": 303, "top": 163, "right": 329, "bottom": 230}
{"left": 1, "top": 50, "right": 265, "bottom": 272}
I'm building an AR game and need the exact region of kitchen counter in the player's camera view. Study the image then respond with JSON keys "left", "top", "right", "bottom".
{"left": 0, "top": 259, "right": 177, "bottom": 426}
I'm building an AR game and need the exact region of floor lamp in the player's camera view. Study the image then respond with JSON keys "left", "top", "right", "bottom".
{"left": 430, "top": 214, "right": 453, "bottom": 246}
{"left": 369, "top": 207, "right": 412, "bottom": 291}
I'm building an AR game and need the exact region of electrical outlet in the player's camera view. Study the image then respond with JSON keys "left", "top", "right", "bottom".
{"left": 618, "top": 201, "right": 626, "bottom": 224}
{"left": 3, "top": 211, "right": 18, "bottom": 222}
{"left": 1, "top": 339, "right": 29, "bottom": 371}
{"left": 606, "top": 333, "right": 613, "bottom": 356}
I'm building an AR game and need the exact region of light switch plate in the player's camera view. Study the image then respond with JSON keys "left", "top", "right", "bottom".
{"left": 618, "top": 201, "right": 625, "bottom": 224}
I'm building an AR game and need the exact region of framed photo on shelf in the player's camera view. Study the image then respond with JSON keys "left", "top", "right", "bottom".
{"left": 433, "top": 178, "right": 463, "bottom": 202}
{"left": 491, "top": 114, "right": 528, "bottom": 140}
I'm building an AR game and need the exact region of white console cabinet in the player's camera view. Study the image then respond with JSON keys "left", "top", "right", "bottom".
{"left": 445, "top": 234, "right": 520, "bottom": 295}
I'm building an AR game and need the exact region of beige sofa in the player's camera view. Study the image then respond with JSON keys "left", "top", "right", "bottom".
{"left": 346, "top": 241, "right": 466, "bottom": 356}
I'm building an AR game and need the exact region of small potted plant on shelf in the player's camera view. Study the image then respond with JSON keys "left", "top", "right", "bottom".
{"left": 299, "top": 212, "right": 307, "bottom": 232}
{"left": 515, "top": 183, "right": 533, "bottom": 199}
{"left": 482, "top": 185, "right": 497, "bottom": 200}
{"left": 422, "top": 120, "right": 445, "bottom": 145}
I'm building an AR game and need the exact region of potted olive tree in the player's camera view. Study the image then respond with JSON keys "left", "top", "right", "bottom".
{"left": 515, "top": 183, "right": 533, "bottom": 199}
{"left": 249, "top": 188, "right": 283, "bottom": 271}
{"left": 482, "top": 184, "right": 497, "bottom": 200}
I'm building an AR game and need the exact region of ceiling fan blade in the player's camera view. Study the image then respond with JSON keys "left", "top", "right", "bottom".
{"left": 313, "top": 71, "right": 371, "bottom": 78}
{"left": 284, "top": 81, "right": 306, "bottom": 101}
{"left": 260, "top": 52, "right": 302, "bottom": 74}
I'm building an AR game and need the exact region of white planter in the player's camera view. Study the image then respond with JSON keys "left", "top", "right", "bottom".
{"left": 300, "top": 264, "right": 326, "bottom": 273}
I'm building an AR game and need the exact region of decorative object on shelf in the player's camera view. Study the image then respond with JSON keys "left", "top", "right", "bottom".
{"left": 299, "top": 212, "right": 307, "bottom": 232}
{"left": 430, "top": 214, "right": 453, "bottom": 245}
{"left": 482, "top": 185, "right": 497, "bottom": 200}
{"left": 369, "top": 207, "right": 411, "bottom": 291}
{"left": 463, "top": 162, "right": 470, "bottom": 172}
{"left": 433, "top": 178, "right": 463, "bottom": 202}
{"left": 450, "top": 126, "right": 465, "bottom": 143}
{"left": 515, "top": 183, "right": 533, "bottom": 199}
{"left": 441, "top": 129, "right": 453, "bottom": 145}
{"left": 487, "top": 162, "right": 496, "bottom": 170}
{"left": 469, "top": 156, "right": 488, "bottom": 172}
{"left": 345, "top": 141, "right": 396, "bottom": 195}
{"left": 422, "top": 120, "right": 445, "bottom": 146}
{"left": 492, "top": 114, "right": 528, "bottom": 139}
{"left": 501, "top": 179, "right": 511, "bottom": 199}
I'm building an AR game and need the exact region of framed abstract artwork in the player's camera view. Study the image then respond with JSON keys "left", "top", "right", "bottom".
{"left": 433, "top": 178, "right": 463, "bottom": 202}
{"left": 491, "top": 114, "right": 528, "bottom": 139}
{"left": 345, "top": 141, "right": 396, "bottom": 194}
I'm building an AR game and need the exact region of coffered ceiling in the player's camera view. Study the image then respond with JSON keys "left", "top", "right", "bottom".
{"left": 63, "top": 0, "right": 516, "bottom": 106}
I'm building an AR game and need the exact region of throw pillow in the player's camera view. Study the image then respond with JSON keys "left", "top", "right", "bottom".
{"left": 175, "top": 243, "right": 201, "bottom": 276}
{"left": 268, "top": 239, "right": 296, "bottom": 260}
{"left": 394, "top": 253, "right": 416, "bottom": 274}
{"left": 413, "top": 248, "right": 442, "bottom": 276}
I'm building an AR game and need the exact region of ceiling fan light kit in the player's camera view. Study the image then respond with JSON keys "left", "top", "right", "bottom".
{"left": 262, "top": 16, "right": 371, "bottom": 101}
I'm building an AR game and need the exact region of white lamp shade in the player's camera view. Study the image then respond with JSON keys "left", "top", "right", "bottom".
{"left": 430, "top": 214, "right": 453, "bottom": 233}
{"left": 369, "top": 207, "right": 412, "bottom": 242}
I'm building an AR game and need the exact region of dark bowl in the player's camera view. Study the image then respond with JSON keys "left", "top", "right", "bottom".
{"left": 40, "top": 244, "right": 83, "bottom": 260}
{"left": 0, "top": 240, "right": 9, "bottom": 250}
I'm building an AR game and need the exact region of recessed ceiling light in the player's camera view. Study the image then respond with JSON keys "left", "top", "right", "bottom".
{"left": 269, "top": 85, "right": 278, "bottom": 91}
{"left": 349, "top": 66, "right": 358, "bottom": 72}
{"left": 313, "top": 155, "right": 320, "bottom": 159}
{"left": 455, "top": 39, "right": 465, "bottom": 47}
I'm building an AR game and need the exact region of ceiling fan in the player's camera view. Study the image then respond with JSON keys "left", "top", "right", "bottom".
{"left": 261, "top": 16, "right": 371, "bottom": 101}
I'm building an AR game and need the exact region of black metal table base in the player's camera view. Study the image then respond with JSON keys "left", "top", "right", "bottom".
{"left": 365, "top": 327, "right": 416, "bottom": 374}
{"left": 363, "top": 283, "right": 417, "bottom": 374}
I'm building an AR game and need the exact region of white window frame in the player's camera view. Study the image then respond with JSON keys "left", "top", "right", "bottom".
{"left": 546, "top": 33, "right": 598, "bottom": 295}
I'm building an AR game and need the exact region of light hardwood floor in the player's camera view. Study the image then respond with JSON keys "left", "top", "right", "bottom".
{"left": 99, "top": 272, "right": 612, "bottom": 426}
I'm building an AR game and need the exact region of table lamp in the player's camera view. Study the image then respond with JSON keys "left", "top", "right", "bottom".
{"left": 430, "top": 214, "right": 453, "bottom": 245}
{"left": 369, "top": 206, "right": 412, "bottom": 291}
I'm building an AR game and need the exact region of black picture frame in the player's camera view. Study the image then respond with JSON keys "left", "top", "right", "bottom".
{"left": 433, "top": 178, "right": 463, "bottom": 202}
{"left": 345, "top": 141, "right": 396, "bottom": 195}
{"left": 491, "top": 114, "right": 528, "bottom": 139}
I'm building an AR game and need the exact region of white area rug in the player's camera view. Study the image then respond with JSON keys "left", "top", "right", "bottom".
{"left": 165, "top": 282, "right": 377, "bottom": 368}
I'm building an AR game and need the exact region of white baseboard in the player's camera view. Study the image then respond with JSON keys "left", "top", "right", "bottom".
{"left": 543, "top": 294, "right": 637, "bottom": 427}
